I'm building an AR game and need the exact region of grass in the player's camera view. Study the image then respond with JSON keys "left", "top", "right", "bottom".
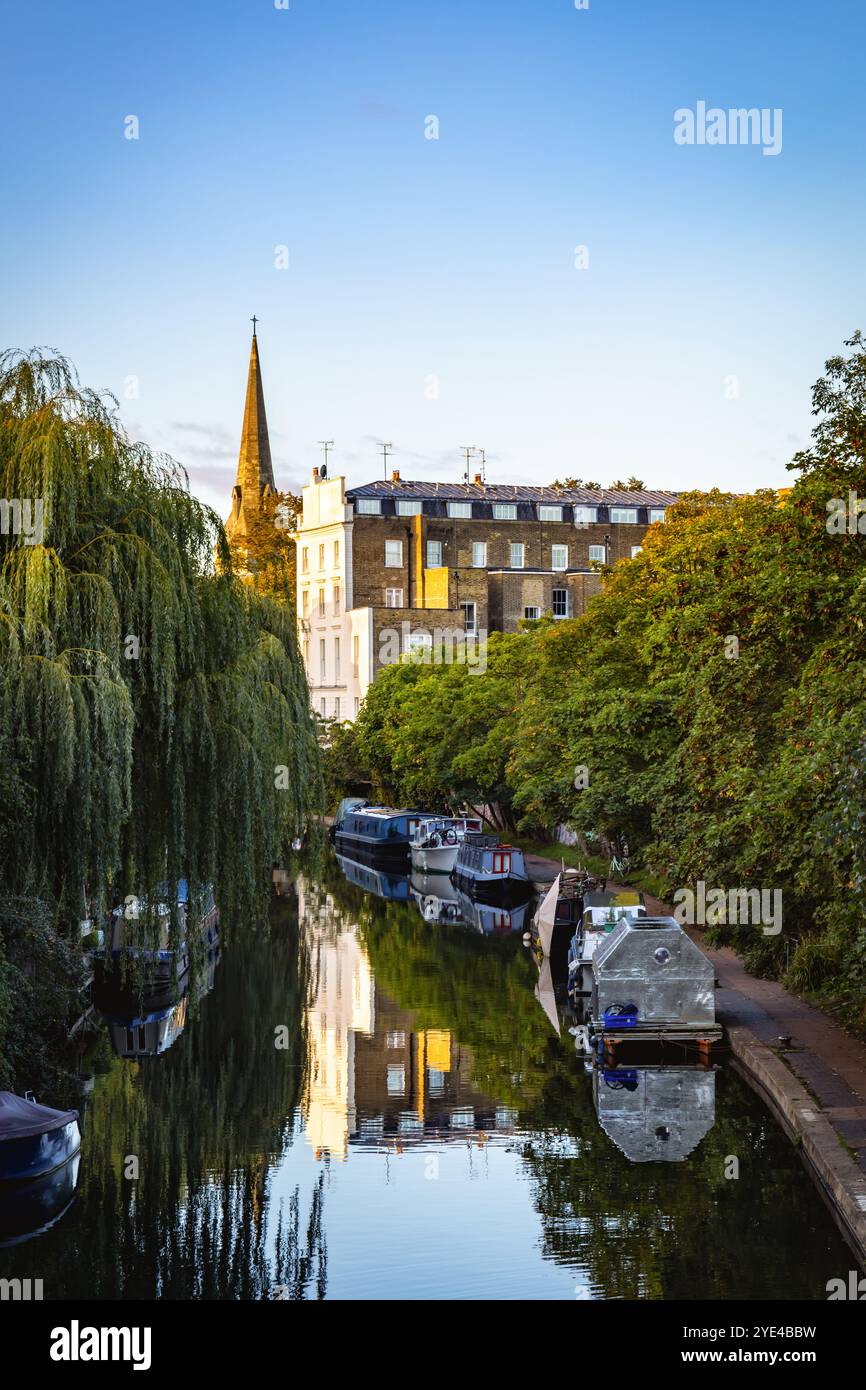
{"left": 506, "top": 834, "right": 673, "bottom": 905}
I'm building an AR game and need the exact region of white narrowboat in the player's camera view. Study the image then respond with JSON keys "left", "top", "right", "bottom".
{"left": 409, "top": 816, "right": 483, "bottom": 874}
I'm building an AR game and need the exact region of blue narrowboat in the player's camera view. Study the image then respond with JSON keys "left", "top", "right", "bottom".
{"left": 333, "top": 806, "right": 427, "bottom": 868}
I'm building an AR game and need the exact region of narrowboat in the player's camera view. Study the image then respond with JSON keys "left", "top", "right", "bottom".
{"left": 452, "top": 832, "right": 531, "bottom": 902}
{"left": 0, "top": 1092, "right": 81, "bottom": 1186}
{"left": 590, "top": 915, "right": 721, "bottom": 1041}
{"left": 333, "top": 805, "right": 428, "bottom": 868}
{"left": 329, "top": 796, "right": 368, "bottom": 845}
{"left": 92, "top": 880, "right": 219, "bottom": 999}
{"left": 566, "top": 889, "right": 647, "bottom": 1004}
{"left": 336, "top": 851, "right": 412, "bottom": 901}
{"left": 530, "top": 871, "right": 601, "bottom": 969}
{"left": 409, "top": 816, "right": 483, "bottom": 874}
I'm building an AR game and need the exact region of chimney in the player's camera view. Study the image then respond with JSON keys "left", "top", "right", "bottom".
{"left": 474, "top": 473, "right": 482, "bottom": 485}
{"left": 392, "top": 469, "right": 401, "bottom": 482}
{"left": 312, "top": 466, "right": 319, "bottom": 481}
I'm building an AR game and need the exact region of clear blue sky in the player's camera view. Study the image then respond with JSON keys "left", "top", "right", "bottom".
{"left": 2, "top": 0, "right": 864, "bottom": 513}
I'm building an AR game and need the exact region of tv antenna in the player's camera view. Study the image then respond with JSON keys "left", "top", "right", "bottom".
{"left": 476, "top": 448, "right": 487, "bottom": 482}
{"left": 380, "top": 442, "right": 393, "bottom": 478}
{"left": 461, "top": 445, "right": 477, "bottom": 482}
{"left": 318, "top": 440, "right": 334, "bottom": 478}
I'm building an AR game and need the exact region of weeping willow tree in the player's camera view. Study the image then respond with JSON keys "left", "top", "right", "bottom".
{"left": 0, "top": 349, "right": 321, "bottom": 960}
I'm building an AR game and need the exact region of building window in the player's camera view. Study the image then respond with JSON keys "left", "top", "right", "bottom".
{"left": 356, "top": 498, "right": 381, "bottom": 515}
{"left": 649, "top": 508, "right": 666, "bottom": 524}
{"left": 385, "top": 588, "right": 404, "bottom": 608}
{"left": 319, "top": 638, "right": 326, "bottom": 682}
{"left": 573, "top": 506, "right": 598, "bottom": 526}
{"left": 301, "top": 589, "right": 309, "bottom": 617}
{"left": 472, "top": 541, "right": 487, "bottom": 568}
{"left": 301, "top": 547, "right": 309, "bottom": 574}
{"left": 589, "top": 544, "right": 606, "bottom": 563}
{"left": 385, "top": 539, "right": 403, "bottom": 567}
{"left": 318, "top": 587, "right": 326, "bottom": 617}
{"left": 524, "top": 606, "right": 541, "bottom": 620}
{"left": 448, "top": 502, "right": 472, "bottom": 519}
{"left": 318, "top": 543, "right": 325, "bottom": 570}
{"left": 551, "top": 544, "right": 568, "bottom": 571}
{"left": 538, "top": 504, "right": 563, "bottom": 522}
{"left": 333, "top": 539, "right": 340, "bottom": 566}
{"left": 426, "top": 540, "right": 443, "bottom": 567}
{"left": 352, "top": 634, "right": 359, "bottom": 673}
{"left": 610, "top": 507, "right": 638, "bottom": 524}
{"left": 461, "top": 601, "right": 477, "bottom": 633}
{"left": 333, "top": 584, "right": 340, "bottom": 615}
{"left": 334, "top": 696, "right": 340, "bottom": 720}
{"left": 631, "top": 545, "right": 643, "bottom": 559}
{"left": 493, "top": 503, "right": 517, "bottom": 520}
{"left": 552, "top": 588, "right": 569, "bottom": 618}
{"left": 354, "top": 697, "right": 360, "bottom": 716}
{"left": 387, "top": 1064, "right": 406, "bottom": 1096}
{"left": 334, "top": 636, "right": 340, "bottom": 681}
{"left": 396, "top": 499, "right": 422, "bottom": 516}
{"left": 303, "top": 640, "right": 309, "bottom": 667}
{"left": 510, "top": 542, "right": 525, "bottom": 568}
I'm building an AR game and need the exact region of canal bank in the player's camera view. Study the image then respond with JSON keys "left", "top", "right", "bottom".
{"left": 525, "top": 851, "right": 866, "bottom": 1267}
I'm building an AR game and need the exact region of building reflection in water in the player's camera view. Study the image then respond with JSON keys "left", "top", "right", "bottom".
{"left": 297, "top": 874, "right": 516, "bottom": 1161}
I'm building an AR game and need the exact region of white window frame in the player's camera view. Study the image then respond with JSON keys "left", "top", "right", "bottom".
{"left": 461, "top": 601, "right": 477, "bottom": 634}
{"left": 610, "top": 507, "right": 638, "bottom": 524}
{"left": 631, "top": 545, "right": 643, "bottom": 559}
{"left": 396, "top": 499, "right": 422, "bottom": 516}
{"left": 649, "top": 508, "right": 666, "bottom": 524}
{"left": 334, "top": 696, "right": 340, "bottom": 720}
{"left": 552, "top": 588, "right": 569, "bottom": 618}
{"left": 318, "top": 543, "right": 325, "bottom": 570}
{"left": 589, "top": 544, "right": 606, "bottom": 563}
{"left": 573, "top": 506, "right": 598, "bottom": 526}
{"left": 332, "top": 583, "right": 340, "bottom": 616}
{"left": 333, "top": 539, "right": 340, "bottom": 565}
{"left": 551, "top": 544, "right": 568, "bottom": 571}
{"left": 426, "top": 540, "right": 443, "bottom": 567}
{"left": 356, "top": 498, "right": 381, "bottom": 515}
{"left": 448, "top": 501, "right": 472, "bottom": 519}
{"left": 301, "top": 589, "right": 309, "bottom": 616}
{"left": 538, "top": 504, "right": 563, "bottom": 522}
{"left": 334, "top": 636, "right": 340, "bottom": 681}
{"left": 385, "top": 539, "right": 403, "bottom": 567}
{"left": 493, "top": 503, "right": 517, "bottom": 521}
{"left": 523, "top": 606, "right": 541, "bottom": 620}
{"left": 510, "top": 542, "right": 525, "bottom": 569}
{"left": 301, "top": 547, "right": 309, "bottom": 574}
{"left": 319, "top": 638, "right": 326, "bottom": 682}
{"left": 385, "top": 588, "right": 404, "bottom": 608}
{"left": 472, "top": 541, "right": 487, "bottom": 567}
{"left": 318, "top": 587, "right": 326, "bottom": 617}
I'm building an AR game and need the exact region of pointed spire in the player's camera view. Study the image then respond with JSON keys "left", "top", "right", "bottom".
{"left": 227, "top": 324, "right": 276, "bottom": 538}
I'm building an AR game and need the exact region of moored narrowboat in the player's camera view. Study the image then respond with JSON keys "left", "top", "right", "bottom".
{"left": 333, "top": 805, "right": 427, "bottom": 867}
{"left": 409, "top": 816, "right": 483, "bottom": 874}
{"left": 452, "top": 832, "right": 530, "bottom": 902}
{"left": 336, "top": 851, "right": 413, "bottom": 901}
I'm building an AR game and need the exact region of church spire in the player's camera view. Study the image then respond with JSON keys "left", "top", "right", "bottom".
{"left": 227, "top": 322, "right": 276, "bottom": 538}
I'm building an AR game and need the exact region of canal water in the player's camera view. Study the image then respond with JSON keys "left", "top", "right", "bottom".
{"left": 0, "top": 854, "right": 854, "bottom": 1300}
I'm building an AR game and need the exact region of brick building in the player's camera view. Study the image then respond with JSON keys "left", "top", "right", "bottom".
{"left": 294, "top": 469, "right": 678, "bottom": 720}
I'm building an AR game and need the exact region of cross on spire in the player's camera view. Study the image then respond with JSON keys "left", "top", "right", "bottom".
{"left": 250, "top": 314, "right": 259, "bottom": 335}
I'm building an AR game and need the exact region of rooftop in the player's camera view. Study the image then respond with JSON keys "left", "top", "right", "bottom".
{"left": 345, "top": 479, "right": 679, "bottom": 507}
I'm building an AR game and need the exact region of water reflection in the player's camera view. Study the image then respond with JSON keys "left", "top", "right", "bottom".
{"left": 0, "top": 853, "right": 855, "bottom": 1300}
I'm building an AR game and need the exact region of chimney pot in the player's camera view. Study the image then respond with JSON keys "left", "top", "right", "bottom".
{"left": 313, "top": 466, "right": 319, "bottom": 480}
{"left": 474, "top": 473, "right": 482, "bottom": 485}
{"left": 392, "top": 469, "right": 401, "bottom": 482}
